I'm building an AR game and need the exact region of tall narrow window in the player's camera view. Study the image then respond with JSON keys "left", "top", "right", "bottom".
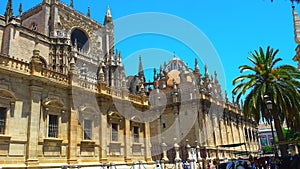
{"left": 84, "top": 119, "right": 92, "bottom": 140}
{"left": 133, "top": 126, "right": 139, "bottom": 143}
{"left": 48, "top": 115, "right": 58, "bottom": 137}
{"left": 0, "top": 108, "right": 6, "bottom": 134}
{"left": 112, "top": 123, "right": 118, "bottom": 141}
{"left": 244, "top": 127, "right": 248, "bottom": 141}
{"left": 248, "top": 128, "right": 252, "bottom": 141}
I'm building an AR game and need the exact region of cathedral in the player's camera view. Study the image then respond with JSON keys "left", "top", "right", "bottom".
{"left": 0, "top": 0, "right": 258, "bottom": 167}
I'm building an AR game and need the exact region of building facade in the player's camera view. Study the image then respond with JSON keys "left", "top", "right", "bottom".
{"left": 0, "top": 0, "right": 151, "bottom": 166}
{"left": 0, "top": 0, "right": 258, "bottom": 167}
{"left": 129, "top": 56, "right": 259, "bottom": 162}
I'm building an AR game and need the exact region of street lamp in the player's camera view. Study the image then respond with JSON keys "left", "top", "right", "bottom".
{"left": 264, "top": 95, "right": 278, "bottom": 157}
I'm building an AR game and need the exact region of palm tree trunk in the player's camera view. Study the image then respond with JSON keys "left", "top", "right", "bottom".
{"left": 273, "top": 116, "right": 288, "bottom": 156}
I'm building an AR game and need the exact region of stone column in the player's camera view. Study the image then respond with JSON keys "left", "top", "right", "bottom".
{"left": 25, "top": 85, "right": 42, "bottom": 166}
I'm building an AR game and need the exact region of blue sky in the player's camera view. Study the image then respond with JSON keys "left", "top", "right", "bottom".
{"left": 1, "top": 0, "right": 299, "bottom": 100}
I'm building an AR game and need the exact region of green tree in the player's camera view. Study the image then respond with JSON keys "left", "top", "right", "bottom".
{"left": 263, "top": 145, "right": 273, "bottom": 154}
{"left": 232, "top": 46, "right": 300, "bottom": 156}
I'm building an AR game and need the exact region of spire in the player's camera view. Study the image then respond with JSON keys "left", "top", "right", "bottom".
{"left": 138, "top": 55, "right": 144, "bottom": 78}
{"left": 87, "top": 7, "right": 91, "bottom": 17}
{"left": 70, "top": 0, "right": 74, "bottom": 8}
{"left": 293, "top": 6, "right": 300, "bottom": 44}
{"left": 106, "top": 6, "right": 112, "bottom": 18}
{"left": 104, "top": 6, "right": 113, "bottom": 25}
{"left": 5, "top": 0, "right": 13, "bottom": 24}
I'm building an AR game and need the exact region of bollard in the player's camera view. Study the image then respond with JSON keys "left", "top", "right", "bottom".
{"left": 139, "top": 160, "right": 143, "bottom": 169}
{"left": 110, "top": 162, "right": 116, "bottom": 169}
{"left": 196, "top": 145, "right": 202, "bottom": 169}
{"left": 174, "top": 143, "right": 182, "bottom": 169}
{"left": 72, "top": 165, "right": 78, "bottom": 169}
{"left": 61, "top": 165, "right": 68, "bottom": 169}
{"left": 161, "top": 142, "right": 169, "bottom": 162}
{"left": 102, "top": 163, "right": 108, "bottom": 169}
{"left": 160, "top": 160, "right": 165, "bottom": 169}
{"left": 133, "top": 161, "right": 138, "bottom": 169}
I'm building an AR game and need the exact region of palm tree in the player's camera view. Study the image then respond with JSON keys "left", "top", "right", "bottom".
{"left": 232, "top": 46, "right": 300, "bottom": 156}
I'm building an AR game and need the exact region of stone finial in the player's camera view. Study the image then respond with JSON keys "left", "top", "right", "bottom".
{"left": 87, "top": 7, "right": 91, "bottom": 17}
{"left": 140, "top": 82, "right": 145, "bottom": 96}
{"left": 69, "top": 55, "right": 76, "bottom": 72}
{"left": 138, "top": 55, "right": 144, "bottom": 78}
{"left": 74, "top": 38, "right": 78, "bottom": 50}
{"left": 154, "top": 68, "right": 157, "bottom": 80}
{"left": 18, "top": 3, "right": 22, "bottom": 17}
{"left": 160, "top": 64, "right": 164, "bottom": 79}
{"left": 173, "top": 78, "right": 177, "bottom": 90}
{"left": 5, "top": 0, "right": 13, "bottom": 24}
{"left": 232, "top": 93, "right": 235, "bottom": 104}
{"left": 70, "top": 0, "right": 74, "bottom": 8}
{"left": 204, "top": 65, "right": 209, "bottom": 78}
{"left": 214, "top": 71, "right": 219, "bottom": 84}
{"left": 194, "top": 58, "right": 200, "bottom": 73}
{"left": 225, "top": 90, "right": 229, "bottom": 103}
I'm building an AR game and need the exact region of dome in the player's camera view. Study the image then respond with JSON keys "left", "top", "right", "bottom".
{"left": 167, "top": 70, "right": 180, "bottom": 87}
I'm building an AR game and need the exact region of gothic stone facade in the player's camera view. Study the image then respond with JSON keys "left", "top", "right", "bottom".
{"left": 0, "top": 0, "right": 258, "bottom": 167}
{"left": 140, "top": 57, "right": 259, "bottom": 162}
{"left": 0, "top": 0, "right": 152, "bottom": 166}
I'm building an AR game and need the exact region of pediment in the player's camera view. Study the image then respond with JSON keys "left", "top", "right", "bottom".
{"left": 42, "top": 96, "right": 66, "bottom": 111}
{"left": 0, "top": 89, "right": 17, "bottom": 102}
{"left": 78, "top": 104, "right": 98, "bottom": 114}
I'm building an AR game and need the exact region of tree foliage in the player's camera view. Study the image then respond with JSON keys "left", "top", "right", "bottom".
{"left": 232, "top": 46, "right": 300, "bottom": 156}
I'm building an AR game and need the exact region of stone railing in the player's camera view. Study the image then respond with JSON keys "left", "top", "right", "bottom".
{"left": 76, "top": 78, "right": 98, "bottom": 93}
{"left": 129, "top": 94, "right": 145, "bottom": 104}
{"left": 0, "top": 55, "right": 147, "bottom": 106}
{"left": 0, "top": 55, "right": 30, "bottom": 74}
{"left": 41, "top": 68, "right": 69, "bottom": 84}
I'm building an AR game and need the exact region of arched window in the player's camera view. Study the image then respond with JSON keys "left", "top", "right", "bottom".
{"left": 71, "top": 28, "right": 89, "bottom": 52}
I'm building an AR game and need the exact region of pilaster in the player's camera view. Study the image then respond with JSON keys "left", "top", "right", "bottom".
{"left": 144, "top": 122, "right": 152, "bottom": 162}
{"left": 67, "top": 109, "right": 78, "bottom": 165}
{"left": 99, "top": 111, "right": 108, "bottom": 162}
{"left": 26, "top": 85, "right": 42, "bottom": 166}
{"left": 124, "top": 119, "right": 131, "bottom": 162}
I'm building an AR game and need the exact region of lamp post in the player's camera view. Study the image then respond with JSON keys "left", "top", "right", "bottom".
{"left": 264, "top": 95, "right": 278, "bottom": 157}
